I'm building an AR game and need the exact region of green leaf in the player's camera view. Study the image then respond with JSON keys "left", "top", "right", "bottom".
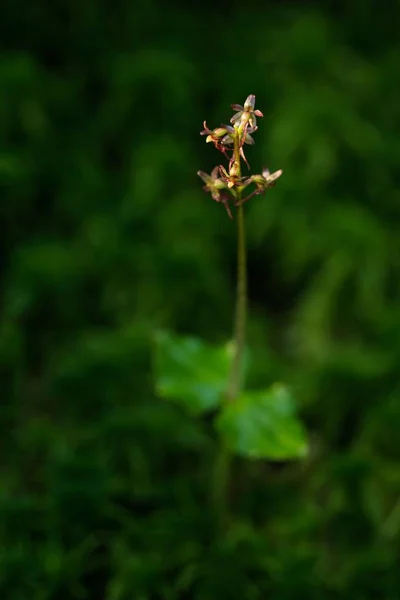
{"left": 216, "top": 383, "right": 308, "bottom": 460}
{"left": 153, "top": 331, "right": 232, "bottom": 415}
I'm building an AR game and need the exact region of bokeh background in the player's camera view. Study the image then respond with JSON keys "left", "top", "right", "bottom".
{"left": 1, "top": 0, "right": 400, "bottom": 598}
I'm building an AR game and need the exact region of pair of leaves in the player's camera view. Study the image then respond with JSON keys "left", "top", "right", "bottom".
{"left": 153, "top": 331, "right": 308, "bottom": 461}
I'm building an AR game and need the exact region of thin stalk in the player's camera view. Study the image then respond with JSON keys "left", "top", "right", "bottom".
{"left": 227, "top": 126, "right": 247, "bottom": 402}
{"left": 226, "top": 202, "right": 247, "bottom": 401}
{"left": 213, "top": 127, "right": 248, "bottom": 528}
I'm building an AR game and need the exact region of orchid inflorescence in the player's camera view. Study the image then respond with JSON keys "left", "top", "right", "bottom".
{"left": 197, "top": 95, "right": 282, "bottom": 219}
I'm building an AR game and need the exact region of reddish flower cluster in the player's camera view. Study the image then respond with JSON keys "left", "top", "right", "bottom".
{"left": 197, "top": 95, "right": 282, "bottom": 218}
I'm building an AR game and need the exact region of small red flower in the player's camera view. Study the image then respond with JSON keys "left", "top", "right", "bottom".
{"left": 230, "top": 95, "right": 264, "bottom": 129}
{"left": 236, "top": 167, "right": 283, "bottom": 206}
{"left": 198, "top": 95, "right": 281, "bottom": 219}
{"left": 218, "top": 164, "right": 249, "bottom": 190}
{"left": 200, "top": 122, "right": 231, "bottom": 159}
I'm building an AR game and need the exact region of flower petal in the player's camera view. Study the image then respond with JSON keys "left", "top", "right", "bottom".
{"left": 266, "top": 169, "right": 283, "bottom": 183}
{"left": 244, "top": 95, "right": 256, "bottom": 110}
{"left": 197, "top": 170, "right": 212, "bottom": 184}
{"left": 221, "top": 134, "right": 234, "bottom": 145}
{"left": 211, "top": 166, "right": 220, "bottom": 180}
{"left": 230, "top": 111, "right": 243, "bottom": 124}
{"left": 218, "top": 165, "right": 230, "bottom": 179}
{"left": 262, "top": 167, "right": 271, "bottom": 178}
{"left": 248, "top": 115, "right": 257, "bottom": 129}
{"left": 244, "top": 133, "right": 255, "bottom": 145}
{"left": 200, "top": 121, "right": 211, "bottom": 135}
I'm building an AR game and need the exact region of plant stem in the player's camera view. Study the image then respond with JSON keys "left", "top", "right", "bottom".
{"left": 226, "top": 202, "right": 247, "bottom": 401}
{"left": 227, "top": 128, "right": 247, "bottom": 402}
{"left": 213, "top": 128, "right": 248, "bottom": 529}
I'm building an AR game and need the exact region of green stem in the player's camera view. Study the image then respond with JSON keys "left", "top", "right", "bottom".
{"left": 226, "top": 202, "right": 247, "bottom": 401}
{"left": 227, "top": 126, "right": 247, "bottom": 401}
{"left": 212, "top": 128, "right": 248, "bottom": 529}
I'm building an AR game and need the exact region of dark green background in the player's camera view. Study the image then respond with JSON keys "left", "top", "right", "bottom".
{"left": 1, "top": 1, "right": 400, "bottom": 598}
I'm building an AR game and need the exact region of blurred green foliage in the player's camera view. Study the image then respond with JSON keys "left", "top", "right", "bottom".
{"left": 1, "top": 1, "right": 400, "bottom": 598}
{"left": 154, "top": 331, "right": 307, "bottom": 459}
